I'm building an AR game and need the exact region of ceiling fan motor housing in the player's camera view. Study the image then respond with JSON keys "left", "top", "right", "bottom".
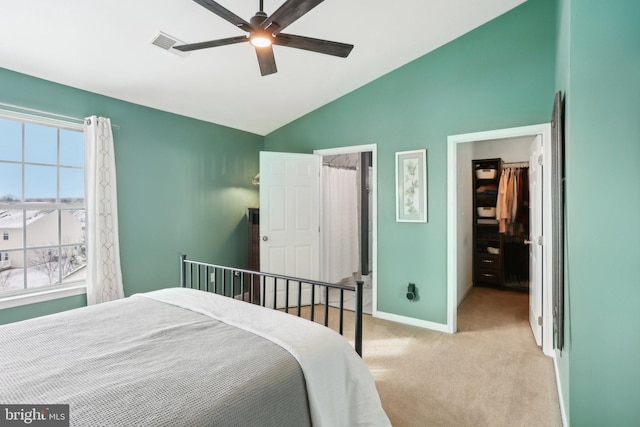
{"left": 250, "top": 11, "right": 268, "bottom": 27}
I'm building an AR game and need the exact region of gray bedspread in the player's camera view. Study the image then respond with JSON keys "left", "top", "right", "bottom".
{"left": 0, "top": 296, "right": 311, "bottom": 427}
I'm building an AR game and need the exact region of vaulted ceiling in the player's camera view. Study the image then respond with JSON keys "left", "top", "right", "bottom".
{"left": 0, "top": 0, "right": 525, "bottom": 135}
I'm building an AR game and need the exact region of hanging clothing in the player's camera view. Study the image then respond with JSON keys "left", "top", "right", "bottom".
{"left": 511, "top": 169, "right": 519, "bottom": 222}
{"left": 496, "top": 166, "right": 529, "bottom": 234}
{"left": 496, "top": 169, "right": 507, "bottom": 231}
{"left": 516, "top": 169, "right": 529, "bottom": 228}
{"left": 492, "top": 164, "right": 531, "bottom": 288}
{"left": 497, "top": 168, "right": 513, "bottom": 233}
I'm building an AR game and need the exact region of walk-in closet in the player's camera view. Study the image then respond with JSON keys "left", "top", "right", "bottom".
{"left": 473, "top": 158, "right": 530, "bottom": 290}
{"left": 456, "top": 134, "right": 537, "bottom": 296}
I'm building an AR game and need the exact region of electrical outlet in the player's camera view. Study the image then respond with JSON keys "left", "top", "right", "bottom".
{"left": 406, "top": 283, "right": 417, "bottom": 301}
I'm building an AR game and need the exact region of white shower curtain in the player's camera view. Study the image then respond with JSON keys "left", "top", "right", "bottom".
{"left": 84, "top": 116, "right": 124, "bottom": 305}
{"left": 322, "top": 166, "right": 360, "bottom": 283}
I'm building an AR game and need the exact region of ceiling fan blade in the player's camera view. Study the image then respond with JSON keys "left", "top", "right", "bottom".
{"left": 262, "top": 0, "right": 324, "bottom": 35}
{"left": 174, "top": 35, "right": 248, "bottom": 52}
{"left": 193, "top": 0, "right": 254, "bottom": 31}
{"left": 255, "top": 46, "right": 278, "bottom": 76}
{"left": 274, "top": 33, "right": 353, "bottom": 57}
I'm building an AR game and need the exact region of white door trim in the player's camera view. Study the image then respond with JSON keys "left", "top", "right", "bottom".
{"left": 314, "top": 144, "right": 378, "bottom": 317}
{"left": 447, "top": 124, "right": 553, "bottom": 356}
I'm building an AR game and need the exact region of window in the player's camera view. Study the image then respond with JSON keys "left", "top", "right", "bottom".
{"left": 0, "top": 112, "right": 86, "bottom": 296}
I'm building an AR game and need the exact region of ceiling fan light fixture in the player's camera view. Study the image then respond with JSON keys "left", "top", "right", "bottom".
{"left": 250, "top": 33, "right": 272, "bottom": 48}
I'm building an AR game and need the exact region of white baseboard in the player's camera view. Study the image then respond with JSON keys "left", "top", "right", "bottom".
{"left": 553, "top": 353, "right": 569, "bottom": 427}
{"left": 375, "top": 310, "right": 450, "bottom": 333}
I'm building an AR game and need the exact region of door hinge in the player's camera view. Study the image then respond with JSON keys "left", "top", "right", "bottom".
{"left": 538, "top": 316, "right": 543, "bottom": 326}
{"left": 538, "top": 154, "right": 543, "bottom": 166}
{"left": 538, "top": 236, "right": 544, "bottom": 246}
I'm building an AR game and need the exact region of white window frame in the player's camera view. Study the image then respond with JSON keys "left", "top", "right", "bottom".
{"left": 0, "top": 109, "right": 87, "bottom": 309}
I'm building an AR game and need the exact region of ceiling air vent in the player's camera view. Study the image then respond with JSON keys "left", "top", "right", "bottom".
{"left": 150, "top": 32, "right": 189, "bottom": 57}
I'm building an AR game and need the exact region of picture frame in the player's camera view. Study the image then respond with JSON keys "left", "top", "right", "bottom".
{"left": 395, "top": 149, "right": 427, "bottom": 222}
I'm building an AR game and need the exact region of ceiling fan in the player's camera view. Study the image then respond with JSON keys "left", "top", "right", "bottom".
{"left": 174, "top": 0, "right": 354, "bottom": 76}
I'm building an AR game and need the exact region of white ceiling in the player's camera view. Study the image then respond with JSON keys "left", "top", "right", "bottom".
{"left": 1, "top": 0, "right": 524, "bottom": 135}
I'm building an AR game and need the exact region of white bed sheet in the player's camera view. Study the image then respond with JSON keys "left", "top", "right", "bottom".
{"left": 137, "top": 287, "right": 391, "bottom": 427}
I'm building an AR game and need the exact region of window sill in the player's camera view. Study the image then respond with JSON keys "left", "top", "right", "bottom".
{"left": 0, "top": 283, "right": 87, "bottom": 310}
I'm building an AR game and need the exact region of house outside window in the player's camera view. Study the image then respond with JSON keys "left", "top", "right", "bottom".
{"left": 0, "top": 112, "right": 86, "bottom": 296}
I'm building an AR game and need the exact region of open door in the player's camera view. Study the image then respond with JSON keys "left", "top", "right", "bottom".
{"left": 259, "top": 151, "right": 321, "bottom": 307}
{"left": 529, "top": 135, "right": 543, "bottom": 346}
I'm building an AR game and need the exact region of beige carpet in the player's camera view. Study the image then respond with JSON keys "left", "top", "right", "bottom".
{"left": 301, "top": 286, "right": 562, "bottom": 426}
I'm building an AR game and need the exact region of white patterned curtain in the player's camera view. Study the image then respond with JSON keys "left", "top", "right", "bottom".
{"left": 84, "top": 116, "right": 124, "bottom": 305}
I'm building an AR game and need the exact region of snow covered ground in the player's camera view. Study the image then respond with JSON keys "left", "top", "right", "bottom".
{"left": 0, "top": 264, "right": 85, "bottom": 293}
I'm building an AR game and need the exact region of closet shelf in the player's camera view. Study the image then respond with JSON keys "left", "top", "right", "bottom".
{"left": 472, "top": 158, "right": 504, "bottom": 287}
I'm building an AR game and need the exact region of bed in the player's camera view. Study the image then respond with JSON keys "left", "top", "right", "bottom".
{"left": 0, "top": 256, "right": 390, "bottom": 427}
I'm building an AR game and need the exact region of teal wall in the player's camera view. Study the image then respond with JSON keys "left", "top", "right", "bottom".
{"left": 265, "top": 0, "right": 557, "bottom": 323}
{"left": 0, "top": 68, "right": 263, "bottom": 325}
{"left": 557, "top": 0, "right": 640, "bottom": 424}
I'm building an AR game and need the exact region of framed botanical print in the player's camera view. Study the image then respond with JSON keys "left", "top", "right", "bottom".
{"left": 395, "top": 149, "right": 427, "bottom": 222}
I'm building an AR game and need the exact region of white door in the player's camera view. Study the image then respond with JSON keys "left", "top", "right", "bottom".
{"left": 529, "top": 135, "right": 543, "bottom": 346}
{"left": 259, "top": 151, "right": 320, "bottom": 308}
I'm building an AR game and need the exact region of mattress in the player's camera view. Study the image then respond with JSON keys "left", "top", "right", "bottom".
{"left": 0, "top": 287, "right": 390, "bottom": 427}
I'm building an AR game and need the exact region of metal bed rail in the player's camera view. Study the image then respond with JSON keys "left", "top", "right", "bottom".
{"left": 180, "top": 255, "right": 364, "bottom": 356}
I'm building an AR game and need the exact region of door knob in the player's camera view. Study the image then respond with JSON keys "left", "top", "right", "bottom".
{"left": 524, "top": 239, "right": 532, "bottom": 245}
{"left": 262, "top": 236, "right": 269, "bottom": 241}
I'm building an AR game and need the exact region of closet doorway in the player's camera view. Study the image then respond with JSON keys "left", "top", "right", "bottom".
{"left": 315, "top": 144, "right": 377, "bottom": 316}
{"left": 447, "top": 124, "right": 554, "bottom": 356}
